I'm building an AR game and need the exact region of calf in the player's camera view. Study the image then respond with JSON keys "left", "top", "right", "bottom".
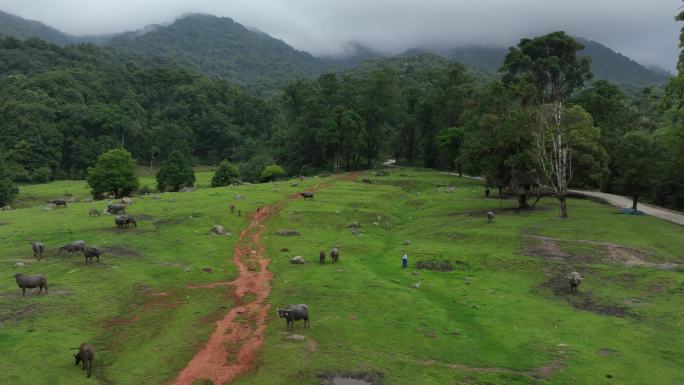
{"left": 59, "top": 240, "right": 86, "bottom": 254}
{"left": 89, "top": 208, "right": 101, "bottom": 217}
{"left": 74, "top": 343, "right": 95, "bottom": 378}
{"left": 569, "top": 272, "right": 582, "bottom": 293}
{"left": 330, "top": 247, "right": 340, "bottom": 264}
{"left": 14, "top": 273, "right": 47, "bottom": 297}
{"left": 31, "top": 241, "right": 44, "bottom": 260}
{"left": 277, "top": 304, "right": 309, "bottom": 332}
{"left": 84, "top": 247, "right": 100, "bottom": 264}
{"left": 300, "top": 192, "right": 314, "bottom": 200}
{"left": 486, "top": 211, "right": 495, "bottom": 224}
{"left": 319, "top": 250, "right": 325, "bottom": 264}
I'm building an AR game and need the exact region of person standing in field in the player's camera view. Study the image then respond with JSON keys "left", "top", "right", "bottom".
{"left": 402, "top": 252, "right": 408, "bottom": 269}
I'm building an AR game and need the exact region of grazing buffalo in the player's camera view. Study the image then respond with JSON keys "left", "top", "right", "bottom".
{"left": 89, "top": 208, "right": 101, "bottom": 217}
{"left": 362, "top": 178, "right": 373, "bottom": 184}
{"left": 330, "top": 247, "right": 339, "bottom": 264}
{"left": 106, "top": 204, "right": 126, "bottom": 214}
{"left": 59, "top": 240, "right": 86, "bottom": 254}
{"left": 486, "top": 211, "right": 495, "bottom": 224}
{"left": 319, "top": 250, "right": 325, "bottom": 264}
{"left": 115, "top": 215, "right": 137, "bottom": 228}
{"left": 49, "top": 199, "right": 68, "bottom": 207}
{"left": 31, "top": 241, "right": 44, "bottom": 260}
{"left": 83, "top": 247, "right": 100, "bottom": 264}
{"left": 14, "top": 273, "right": 47, "bottom": 297}
{"left": 569, "top": 272, "right": 582, "bottom": 293}
{"left": 300, "top": 192, "right": 314, "bottom": 200}
{"left": 277, "top": 304, "right": 309, "bottom": 332}
{"left": 74, "top": 343, "right": 95, "bottom": 378}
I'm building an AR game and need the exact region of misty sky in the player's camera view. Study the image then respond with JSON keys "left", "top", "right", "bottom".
{"left": 1, "top": 0, "right": 681, "bottom": 72}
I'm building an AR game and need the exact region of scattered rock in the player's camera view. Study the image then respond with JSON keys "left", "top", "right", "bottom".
{"left": 183, "top": 266, "right": 191, "bottom": 272}
{"left": 84, "top": 198, "right": 93, "bottom": 203}
{"left": 122, "top": 197, "right": 133, "bottom": 205}
{"left": 412, "top": 282, "right": 422, "bottom": 289}
{"left": 372, "top": 222, "right": 380, "bottom": 226}
{"left": 180, "top": 187, "right": 194, "bottom": 193}
{"left": 348, "top": 221, "right": 362, "bottom": 228}
{"left": 0, "top": 205, "right": 11, "bottom": 211}
{"left": 14, "top": 262, "right": 25, "bottom": 267}
{"left": 286, "top": 334, "right": 306, "bottom": 341}
{"left": 167, "top": 199, "right": 176, "bottom": 203}
{"left": 290, "top": 182, "right": 299, "bottom": 187}
{"left": 210, "top": 225, "right": 229, "bottom": 236}
{"left": 351, "top": 228, "right": 362, "bottom": 235}
{"left": 337, "top": 268, "right": 344, "bottom": 272}
{"left": 277, "top": 229, "right": 300, "bottom": 236}
{"left": 202, "top": 267, "right": 213, "bottom": 273}
{"left": 235, "top": 194, "right": 244, "bottom": 201}
{"left": 403, "top": 240, "right": 411, "bottom": 245}
{"left": 290, "top": 256, "right": 305, "bottom": 264}
{"left": 152, "top": 195, "right": 161, "bottom": 200}
{"left": 411, "top": 271, "right": 419, "bottom": 275}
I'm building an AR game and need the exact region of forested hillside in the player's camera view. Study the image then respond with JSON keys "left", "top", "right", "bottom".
{"left": 106, "top": 14, "right": 334, "bottom": 95}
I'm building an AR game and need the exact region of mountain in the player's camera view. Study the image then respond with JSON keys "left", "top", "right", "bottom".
{"left": 0, "top": 10, "right": 75, "bottom": 45}
{"left": 105, "top": 13, "right": 334, "bottom": 95}
{"left": 0, "top": 10, "right": 671, "bottom": 93}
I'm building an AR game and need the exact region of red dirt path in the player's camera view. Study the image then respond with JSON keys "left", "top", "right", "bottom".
{"left": 173, "top": 172, "right": 359, "bottom": 385}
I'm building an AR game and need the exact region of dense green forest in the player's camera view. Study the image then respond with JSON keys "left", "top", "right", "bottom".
{"left": 0, "top": 17, "right": 683, "bottom": 210}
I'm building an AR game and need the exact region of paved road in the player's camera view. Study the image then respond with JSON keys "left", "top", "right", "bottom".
{"left": 568, "top": 190, "right": 684, "bottom": 227}
{"left": 441, "top": 172, "right": 684, "bottom": 227}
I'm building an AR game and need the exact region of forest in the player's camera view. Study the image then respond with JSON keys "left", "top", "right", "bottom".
{"left": 0, "top": 26, "right": 683, "bottom": 210}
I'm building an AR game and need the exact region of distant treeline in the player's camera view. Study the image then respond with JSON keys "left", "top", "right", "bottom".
{"left": 0, "top": 36, "right": 683, "bottom": 209}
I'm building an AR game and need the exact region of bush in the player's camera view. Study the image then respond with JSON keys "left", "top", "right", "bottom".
{"left": 211, "top": 160, "right": 240, "bottom": 187}
{"left": 0, "top": 157, "right": 18, "bottom": 206}
{"left": 86, "top": 148, "right": 139, "bottom": 198}
{"left": 137, "top": 185, "right": 153, "bottom": 195}
{"left": 239, "top": 154, "right": 274, "bottom": 183}
{"left": 31, "top": 167, "right": 52, "bottom": 184}
{"left": 156, "top": 150, "right": 195, "bottom": 192}
{"left": 260, "top": 164, "right": 285, "bottom": 182}
{"left": 7, "top": 163, "right": 30, "bottom": 183}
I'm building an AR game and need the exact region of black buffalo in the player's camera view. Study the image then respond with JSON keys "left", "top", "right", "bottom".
{"left": 49, "top": 199, "right": 68, "bottom": 207}
{"left": 330, "top": 247, "right": 339, "bottom": 264}
{"left": 319, "top": 250, "right": 325, "bottom": 264}
{"left": 31, "top": 241, "right": 44, "bottom": 260}
{"left": 83, "top": 247, "right": 101, "bottom": 264}
{"left": 74, "top": 343, "right": 95, "bottom": 378}
{"left": 107, "top": 204, "right": 126, "bottom": 214}
{"left": 14, "top": 273, "right": 48, "bottom": 297}
{"left": 277, "top": 304, "right": 309, "bottom": 332}
{"left": 300, "top": 192, "right": 314, "bottom": 200}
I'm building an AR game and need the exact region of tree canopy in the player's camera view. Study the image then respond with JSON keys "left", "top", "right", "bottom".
{"left": 86, "top": 148, "right": 138, "bottom": 198}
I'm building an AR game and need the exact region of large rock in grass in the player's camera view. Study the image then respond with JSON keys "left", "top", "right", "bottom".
{"left": 210, "top": 225, "right": 229, "bottom": 236}
{"left": 277, "top": 229, "right": 300, "bottom": 236}
{"left": 290, "top": 256, "right": 305, "bottom": 264}
{"left": 348, "top": 221, "right": 361, "bottom": 228}
{"left": 0, "top": 205, "right": 11, "bottom": 211}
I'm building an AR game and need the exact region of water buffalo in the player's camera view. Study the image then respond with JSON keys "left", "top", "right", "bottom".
{"left": 362, "top": 178, "right": 373, "bottom": 184}
{"left": 14, "top": 273, "right": 47, "bottom": 297}
{"left": 277, "top": 304, "right": 309, "bottom": 332}
{"left": 89, "top": 208, "right": 101, "bottom": 217}
{"left": 106, "top": 204, "right": 126, "bottom": 214}
{"left": 115, "top": 215, "right": 137, "bottom": 228}
{"left": 319, "top": 250, "right": 325, "bottom": 264}
{"left": 83, "top": 247, "right": 100, "bottom": 264}
{"left": 49, "top": 199, "right": 68, "bottom": 207}
{"left": 126, "top": 216, "right": 137, "bottom": 228}
{"left": 487, "top": 211, "right": 495, "bottom": 223}
{"left": 569, "top": 272, "right": 582, "bottom": 293}
{"left": 74, "top": 343, "right": 95, "bottom": 378}
{"left": 31, "top": 241, "right": 44, "bottom": 260}
{"left": 59, "top": 240, "right": 86, "bottom": 254}
{"left": 300, "top": 192, "right": 314, "bottom": 200}
{"left": 330, "top": 247, "right": 340, "bottom": 264}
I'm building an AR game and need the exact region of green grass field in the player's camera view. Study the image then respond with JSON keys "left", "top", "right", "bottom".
{"left": 1, "top": 168, "right": 682, "bottom": 385}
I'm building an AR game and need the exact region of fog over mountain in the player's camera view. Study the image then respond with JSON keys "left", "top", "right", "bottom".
{"left": 0, "top": 0, "right": 680, "bottom": 73}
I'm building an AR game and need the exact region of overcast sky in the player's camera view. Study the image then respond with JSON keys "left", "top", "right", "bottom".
{"left": 1, "top": 0, "right": 681, "bottom": 72}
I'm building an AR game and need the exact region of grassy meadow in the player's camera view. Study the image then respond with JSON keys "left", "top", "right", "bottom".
{"left": 1, "top": 168, "right": 683, "bottom": 385}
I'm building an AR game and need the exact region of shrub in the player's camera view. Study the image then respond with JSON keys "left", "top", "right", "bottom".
{"left": 156, "top": 150, "right": 195, "bottom": 192}
{"left": 211, "top": 160, "right": 240, "bottom": 187}
{"left": 31, "top": 167, "right": 52, "bottom": 184}
{"left": 260, "top": 164, "right": 285, "bottom": 182}
{"left": 86, "top": 148, "right": 139, "bottom": 198}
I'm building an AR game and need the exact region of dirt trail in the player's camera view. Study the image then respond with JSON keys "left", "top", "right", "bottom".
{"left": 174, "top": 172, "right": 358, "bottom": 385}
{"left": 173, "top": 205, "right": 278, "bottom": 385}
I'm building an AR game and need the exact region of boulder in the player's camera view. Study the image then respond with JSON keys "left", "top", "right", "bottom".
{"left": 403, "top": 240, "right": 411, "bottom": 245}
{"left": 276, "top": 229, "right": 300, "bottom": 236}
{"left": 0, "top": 205, "right": 11, "bottom": 211}
{"left": 210, "top": 225, "right": 229, "bottom": 235}
{"left": 235, "top": 194, "right": 244, "bottom": 201}
{"left": 180, "top": 187, "right": 194, "bottom": 193}
{"left": 122, "top": 197, "right": 133, "bottom": 205}
{"left": 290, "top": 256, "right": 305, "bottom": 264}
{"left": 411, "top": 282, "right": 422, "bottom": 289}
{"left": 348, "top": 221, "right": 361, "bottom": 228}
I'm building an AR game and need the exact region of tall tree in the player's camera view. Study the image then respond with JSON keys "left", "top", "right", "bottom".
{"left": 502, "top": 31, "right": 593, "bottom": 217}
{"left": 156, "top": 150, "right": 195, "bottom": 192}
{"left": 86, "top": 148, "right": 139, "bottom": 198}
{"left": 614, "top": 132, "right": 663, "bottom": 210}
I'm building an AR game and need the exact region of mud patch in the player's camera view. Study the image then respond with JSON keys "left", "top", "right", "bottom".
{"left": 318, "top": 372, "right": 382, "bottom": 385}
{"left": 541, "top": 273, "right": 631, "bottom": 317}
{"left": 525, "top": 238, "right": 570, "bottom": 260}
{"left": 136, "top": 214, "right": 156, "bottom": 221}
{"left": 597, "top": 348, "right": 619, "bottom": 356}
{"left": 0, "top": 304, "right": 41, "bottom": 323}
{"left": 101, "top": 245, "right": 139, "bottom": 257}
{"left": 605, "top": 245, "right": 676, "bottom": 269}
{"left": 416, "top": 259, "right": 466, "bottom": 272}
